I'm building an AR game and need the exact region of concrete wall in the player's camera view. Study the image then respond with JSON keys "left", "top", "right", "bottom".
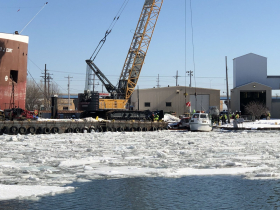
{"left": 131, "top": 86, "right": 220, "bottom": 117}
{"left": 231, "top": 82, "right": 272, "bottom": 114}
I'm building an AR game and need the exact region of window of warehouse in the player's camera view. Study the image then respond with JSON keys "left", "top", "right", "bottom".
{"left": 144, "top": 102, "right": 150, "bottom": 107}
{"left": 166, "top": 102, "right": 172, "bottom": 107}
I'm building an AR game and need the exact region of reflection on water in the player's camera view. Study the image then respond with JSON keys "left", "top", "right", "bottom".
{"left": 1, "top": 176, "right": 280, "bottom": 210}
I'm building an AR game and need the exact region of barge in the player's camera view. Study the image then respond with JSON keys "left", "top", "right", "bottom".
{"left": 0, "top": 119, "right": 168, "bottom": 135}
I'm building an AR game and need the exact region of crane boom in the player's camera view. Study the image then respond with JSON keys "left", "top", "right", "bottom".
{"left": 81, "top": 0, "right": 163, "bottom": 112}
{"left": 118, "top": 0, "right": 163, "bottom": 100}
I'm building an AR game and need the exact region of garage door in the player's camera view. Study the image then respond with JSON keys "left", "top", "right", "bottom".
{"left": 190, "top": 95, "right": 210, "bottom": 113}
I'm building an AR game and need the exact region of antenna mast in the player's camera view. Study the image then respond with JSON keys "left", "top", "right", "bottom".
{"left": 20, "top": 2, "right": 48, "bottom": 34}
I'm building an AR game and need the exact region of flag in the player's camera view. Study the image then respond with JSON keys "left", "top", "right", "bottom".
{"left": 186, "top": 102, "right": 191, "bottom": 107}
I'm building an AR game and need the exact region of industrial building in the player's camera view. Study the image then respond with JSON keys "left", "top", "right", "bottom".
{"left": 0, "top": 32, "right": 29, "bottom": 110}
{"left": 130, "top": 86, "right": 220, "bottom": 117}
{"left": 231, "top": 53, "right": 280, "bottom": 118}
{"left": 57, "top": 95, "right": 78, "bottom": 111}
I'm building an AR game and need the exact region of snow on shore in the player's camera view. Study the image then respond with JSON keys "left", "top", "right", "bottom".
{"left": 37, "top": 117, "right": 102, "bottom": 122}
{"left": 1, "top": 122, "right": 280, "bottom": 200}
{"left": 220, "top": 119, "right": 280, "bottom": 129}
{"left": 163, "top": 114, "right": 180, "bottom": 122}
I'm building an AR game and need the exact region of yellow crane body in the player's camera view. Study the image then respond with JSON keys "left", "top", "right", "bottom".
{"left": 102, "top": 0, "right": 163, "bottom": 109}
{"left": 99, "top": 99, "right": 127, "bottom": 110}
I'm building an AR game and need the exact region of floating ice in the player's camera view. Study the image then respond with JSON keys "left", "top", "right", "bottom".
{"left": 0, "top": 125, "right": 280, "bottom": 200}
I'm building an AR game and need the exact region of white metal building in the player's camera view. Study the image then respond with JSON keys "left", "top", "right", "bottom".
{"left": 233, "top": 53, "right": 280, "bottom": 89}
{"left": 231, "top": 53, "right": 280, "bottom": 117}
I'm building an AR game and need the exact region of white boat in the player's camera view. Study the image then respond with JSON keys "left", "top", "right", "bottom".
{"left": 189, "top": 111, "right": 212, "bottom": 132}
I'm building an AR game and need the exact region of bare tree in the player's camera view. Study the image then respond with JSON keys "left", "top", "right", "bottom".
{"left": 25, "top": 78, "right": 44, "bottom": 111}
{"left": 244, "top": 101, "right": 268, "bottom": 120}
{"left": 26, "top": 77, "right": 61, "bottom": 110}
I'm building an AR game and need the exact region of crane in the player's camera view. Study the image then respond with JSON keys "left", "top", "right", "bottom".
{"left": 81, "top": 0, "right": 164, "bottom": 119}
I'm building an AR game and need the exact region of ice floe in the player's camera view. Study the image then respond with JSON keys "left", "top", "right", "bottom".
{"left": 0, "top": 124, "right": 280, "bottom": 200}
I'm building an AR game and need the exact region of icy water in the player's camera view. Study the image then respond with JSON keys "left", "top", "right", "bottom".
{"left": 1, "top": 175, "right": 280, "bottom": 210}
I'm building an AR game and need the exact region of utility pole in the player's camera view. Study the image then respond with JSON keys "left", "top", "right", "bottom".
{"left": 40, "top": 64, "right": 48, "bottom": 110}
{"left": 65, "top": 75, "right": 73, "bottom": 110}
{"left": 186, "top": 70, "right": 193, "bottom": 87}
{"left": 47, "top": 73, "right": 53, "bottom": 110}
{"left": 137, "top": 85, "right": 139, "bottom": 111}
{"left": 226, "top": 56, "right": 230, "bottom": 123}
{"left": 174, "top": 70, "right": 179, "bottom": 86}
{"left": 156, "top": 74, "right": 160, "bottom": 88}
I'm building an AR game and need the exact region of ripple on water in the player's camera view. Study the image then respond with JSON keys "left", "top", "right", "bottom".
{"left": 1, "top": 176, "right": 280, "bottom": 210}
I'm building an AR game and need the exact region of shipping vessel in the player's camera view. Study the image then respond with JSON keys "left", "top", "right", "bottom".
{"left": 0, "top": 32, "right": 29, "bottom": 110}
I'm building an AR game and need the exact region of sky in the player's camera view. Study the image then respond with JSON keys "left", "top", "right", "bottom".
{"left": 1, "top": 0, "right": 280, "bottom": 95}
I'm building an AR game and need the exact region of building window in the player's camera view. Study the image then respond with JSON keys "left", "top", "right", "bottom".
{"left": 63, "top": 107, "right": 69, "bottom": 110}
{"left": 166, "top": 102, "right": 172, "bottom": 107}
{"left": 144, "top": 102, "right": 150, "bottom": 107}
{"left": 10, "top": 70, "right": 18, "bottom": 83}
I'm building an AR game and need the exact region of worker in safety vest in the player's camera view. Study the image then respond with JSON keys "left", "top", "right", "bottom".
{"left": 154, "top": 114, "right": 159, "bottom": 121}
{"left": 267, "top": 112, "right": 271, "bottom": 120}
{"left": 222, "top": 113, "right": 227, "bottom": 124}
{"left": 235, "top": 113, "right": 239, "bottom": 119}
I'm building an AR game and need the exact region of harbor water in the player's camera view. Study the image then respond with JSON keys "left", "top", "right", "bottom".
{"left": 1, "top": 175, "right": 280, "bottom": 210}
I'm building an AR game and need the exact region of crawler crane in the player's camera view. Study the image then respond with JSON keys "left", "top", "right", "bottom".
{"left": 79, "top": 0, "right": 164, "bottom": 120}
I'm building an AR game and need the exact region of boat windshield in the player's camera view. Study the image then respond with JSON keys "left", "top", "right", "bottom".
{"left": 200, "top": 114, "right": 207, "bottom": 118}
{"left": 181, "top": 118, "right": 189, "bottom": 123}
{"left": 192, "top": 114, "right": 199, "bottom": 118}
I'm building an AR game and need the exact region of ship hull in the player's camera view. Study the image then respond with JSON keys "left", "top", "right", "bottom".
{"left": 0, "top": 33, "right": 29, "bottom": 109}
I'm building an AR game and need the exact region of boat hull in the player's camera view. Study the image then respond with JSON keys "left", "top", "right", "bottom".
{"left": 190, "top": 122, "right": 212, "bottom": 132}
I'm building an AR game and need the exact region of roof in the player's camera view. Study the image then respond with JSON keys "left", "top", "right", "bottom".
{"left": 58, "top": 95, "right": 78, "bottom": 99}
{"left": 233, "top": 53, "right": 267, "bottom": 60}
{"left": 139, "top": 86, "right": 220, "bottom": 91}
{"left": 233, "top": 81, "right": 272, "bottom": 89}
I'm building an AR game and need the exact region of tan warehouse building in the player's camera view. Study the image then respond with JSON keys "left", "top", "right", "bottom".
{"left": 131, "top": 86, "right": 220, "bottom": 117}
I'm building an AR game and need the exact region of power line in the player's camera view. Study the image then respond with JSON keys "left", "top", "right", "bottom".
{"left": 28, "top": 57, "right": 43, "bottom": 73}
{"left": 46, "top": 68, "right": 232, "bottom": 79}
{"left": 52, "top": 80, "right": 68, "bottom": 93}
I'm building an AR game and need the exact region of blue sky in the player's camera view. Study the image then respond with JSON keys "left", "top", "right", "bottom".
{"left": 1, "top": 0, "right": 280, "bottom": 95}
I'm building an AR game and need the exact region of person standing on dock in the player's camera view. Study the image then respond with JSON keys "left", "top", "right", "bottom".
{"left": 235, "top": 112, "right": 239, "bottom": 119}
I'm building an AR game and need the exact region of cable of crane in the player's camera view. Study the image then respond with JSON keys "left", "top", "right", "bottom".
{"left": 19, "top": 2, "right": 48, "bottom": 34}
{"left": 107, "top": 0, "right": 130, "bottom": 32}
{"left": 108, "top": 0, "right": 130, "bottom": 32}
{"left": 189, "top": 0, "right": 196, "bottom": 87}
{"left": 90, "top": 0, "right": 130, "bottom": 60}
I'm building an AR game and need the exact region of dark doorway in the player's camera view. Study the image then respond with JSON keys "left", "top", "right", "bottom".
{"left": 240, "top": 91, "right": 266, "bottom": 114}
{"left": 10, "top": 70, "right": 18, "bottom": 83}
